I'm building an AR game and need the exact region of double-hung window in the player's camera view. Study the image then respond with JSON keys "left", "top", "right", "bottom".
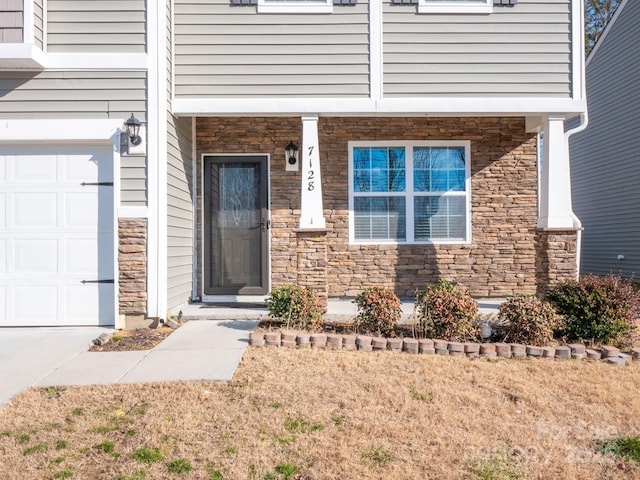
{"left": 349, "top": 141, "right": 471, "bottom": 244}
{"left": 257, "top": 0, "right": 333, "bottom": 13}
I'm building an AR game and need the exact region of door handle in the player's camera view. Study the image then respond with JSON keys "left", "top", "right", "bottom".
{"left": 261, "top": 219, "right": 271, "bottom": 231}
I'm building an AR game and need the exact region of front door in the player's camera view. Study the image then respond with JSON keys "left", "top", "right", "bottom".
{"left": 203, "top": 156, "right": 269, "bottom": 295}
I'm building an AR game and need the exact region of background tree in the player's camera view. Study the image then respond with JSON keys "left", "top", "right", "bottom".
{"left": 585, "top": 0, "right": 621, "bottom": 56}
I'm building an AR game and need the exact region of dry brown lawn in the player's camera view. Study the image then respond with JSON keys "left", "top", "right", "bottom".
{"left": 1, "top": 348, "right": 639, "bottom": 480}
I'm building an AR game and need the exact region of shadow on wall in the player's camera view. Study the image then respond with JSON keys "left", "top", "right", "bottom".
{"left": 0, "top": 72, "right": 40, "bottom": 100}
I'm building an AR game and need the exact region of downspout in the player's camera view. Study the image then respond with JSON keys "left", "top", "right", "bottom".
{"left": 564, "top": 110, "right": 589, "bottom": 280}
{"left": 564, "top": 0, "right": 588, "bottom": 281}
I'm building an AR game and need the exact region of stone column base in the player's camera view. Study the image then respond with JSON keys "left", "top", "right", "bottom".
{"left": 119, "top": 219, "right": 148, "bottom": 317}
{"left": 535, "top": 228, "right": 579, "bottom": 297}
{"left": 295, "top": 228, "right": 328, "bottom": 312}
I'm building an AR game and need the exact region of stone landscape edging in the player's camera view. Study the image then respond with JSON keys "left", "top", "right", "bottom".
{"left": 249, "top": 331, "right": 640, "bottom": 366}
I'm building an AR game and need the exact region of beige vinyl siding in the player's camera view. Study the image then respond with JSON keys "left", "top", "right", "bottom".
{"left": 383, "top": 0, "right": 572, "bottom": 98}
{"left": 174, "top": 0, "right": 370, "bottom": 98}
{"left": 47, "top": 0, "right": 146, "bottom": 53}
{"left": 167, "top": 0, "right": 195, "bottom": 309}
{"left": 0, "top": 70, "right": 148, "bottom": 206}
{"left": 0, "top": 0, "right": 23, "bottom": 43}
{"left": 34, "top": 0, "right": 43, "bottom": 49}
{"left": 570, "top": 0, "right": 640, "bottom": 277}
{"left": 167, "top": 114, "right": 194, "bottom": 309}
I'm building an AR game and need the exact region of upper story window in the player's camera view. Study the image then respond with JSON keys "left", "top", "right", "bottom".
{"left": 348, "top": 141, "right": 471, "bottom": 244}
{"left": 418, "top": 0, "right": 493, "bottom": 14}
{"left": 257, "top": 0, "right": 333, "bottom": 13}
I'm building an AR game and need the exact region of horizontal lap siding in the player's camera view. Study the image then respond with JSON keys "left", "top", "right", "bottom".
{"left": 0, "top": 71, "right": 148, "bottom": 207}
{"left": 167, "top": 0, "right": 195, "bottom": 309}
{"left": 570, "top": 0, "right": 640, "bottom": 277}
{"left": 174, "top": 0, "right": 370, "bottom": 98}
{"left": 167, "top": 115, "right": 194, "bottom": 309}
{"left": 47, "top": 0, "right": 146, "bottom": 52}
{"left": 383, "top": 0, "right": 572, "bottom": 97}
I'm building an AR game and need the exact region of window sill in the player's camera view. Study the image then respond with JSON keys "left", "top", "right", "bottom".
{"left": 257, "top": 3, "right": 333, "bottom": 13}
{"left": 417, "top": 4, "right": 492, "bottom": 14}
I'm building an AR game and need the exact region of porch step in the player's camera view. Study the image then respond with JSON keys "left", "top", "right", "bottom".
{"left": 169, "top": 298, "right": 504, "bottom": 323}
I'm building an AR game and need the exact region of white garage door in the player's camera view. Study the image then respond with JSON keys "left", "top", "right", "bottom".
{"left": 0, "top": 144, "right": 115, "bottom": 326}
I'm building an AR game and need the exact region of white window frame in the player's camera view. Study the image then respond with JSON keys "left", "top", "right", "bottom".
{"left": 257, "top": 0, "right": 333, "bottom": 13}
{"left": 348, "top": 140, "right": 472, "bottom": 245}
{"left": 418, "top": 0, "right": 492, "bottom": 14}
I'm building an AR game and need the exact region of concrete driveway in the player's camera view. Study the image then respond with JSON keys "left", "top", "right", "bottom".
{"left": 0, "top": 327, "right": 111, "bottom": 406}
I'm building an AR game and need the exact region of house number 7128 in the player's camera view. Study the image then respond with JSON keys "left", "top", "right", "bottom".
{"left": 307, "top": 146, "right": 315, "bottom": 191}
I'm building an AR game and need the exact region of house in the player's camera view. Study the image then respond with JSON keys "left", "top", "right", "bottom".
{"left": 0, "top": 0, "right": 587, "bottom": 327}
{"left": 569, "top": 0, "right": 640, "bottom": 278}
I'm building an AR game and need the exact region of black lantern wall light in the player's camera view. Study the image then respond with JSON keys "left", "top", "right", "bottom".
{"left": 285, "top": 140, "right": 299, "bottom": 171}
{"left": 124, "top": 113, "right": 143, "bottom": 146}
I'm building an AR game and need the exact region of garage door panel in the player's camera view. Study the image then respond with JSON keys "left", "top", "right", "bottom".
{"left": 14, "top": 192, "right": 58, "bottom": 228}
{"left": 0, "top": 145, "right": 115, "bottom": 326}
{"left": 14, "top": 285, "right": 58, "bottom": 321}
{"left": 65, "top": 191, "right": 99, "bottom": 228}
{"left": 15, "top": 239, "right": 57, "bottom": 273}
{"left": 64, "top": 154, "right": 104, "bottom": 183}
{"left": 64, "top": 238, "right": 98, "bottom": 274}
{"left": 0, "top": 193, "right": 5, "bottom": 227}
{"left": 15, "top": 154, "right": 58, "bottom": 182}
{"left": 0, "top": 239, "right": 6, "bottom": 274}
{"left": 66, "top": 284, "right": 114, "bottom": 325}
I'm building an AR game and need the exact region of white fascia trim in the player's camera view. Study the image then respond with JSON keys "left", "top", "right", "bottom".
{"left": 0, "top": 118, "right": 123, "bottom": 141}
{"left": 45, "top": 53, "right": 148, "bottom": 70}
{"left": 369, "top": 0, "right": 383, "bottom": 100}
{"left": 0, "top": 44, "right": 46, "bottom": 68}
{"left": 118, "top": 206, "right": 150, "bottom": 218}
{"left": 173, "top": 97, "right": 587, "bottom": 117}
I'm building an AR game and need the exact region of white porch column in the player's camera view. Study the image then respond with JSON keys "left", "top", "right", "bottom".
{"left": 299, "top": 115, "right": 326, "bottom": 229}
{"left": 538, "top": 115, "right": 575, "bottom": 229}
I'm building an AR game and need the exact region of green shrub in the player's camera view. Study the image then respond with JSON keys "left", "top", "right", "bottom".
{"left": 498, "top": 294, "right": 558, "bottom": 346}
{"left": 267, "top": 284, "right": 322, "bottom": 331}
{"left": 547, "top": 275, "right": 640, "bottom": 346}
{"left": 415, "top": 280, "right": 479, "bottom": 341}
{"left": 354, "top": 286, "right": 402, "bottom": 337}
{"left": 598, "top": 436, "right": 640, "bottom": 465}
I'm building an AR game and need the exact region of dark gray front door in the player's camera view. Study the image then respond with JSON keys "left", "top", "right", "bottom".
{"left": 203, "top": 156, "right": 268, "bottom": 295}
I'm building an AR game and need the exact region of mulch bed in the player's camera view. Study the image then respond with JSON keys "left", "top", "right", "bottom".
{"left": 89, "top": 325, "right": 176, "bottom": 352}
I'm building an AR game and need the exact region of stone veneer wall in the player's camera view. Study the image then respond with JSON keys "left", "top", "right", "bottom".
{"left": 118, "top": 219, "right": 147, "bottom": 315}
{"left": 196, "top": 116, "right": 575, "bottom": 298}
{"left": 535, "top": 229, "right": 579, "bottom": 297}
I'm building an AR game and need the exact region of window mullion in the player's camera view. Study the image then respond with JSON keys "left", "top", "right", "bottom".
{"left": 406, "top": 145, "right": 414, "bottom": 243}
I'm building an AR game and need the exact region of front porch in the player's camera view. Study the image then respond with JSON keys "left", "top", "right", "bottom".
{"left": 171, "top": 297, "right": 505, "bottom": 323}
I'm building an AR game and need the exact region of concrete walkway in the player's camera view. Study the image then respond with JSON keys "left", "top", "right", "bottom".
{"left": 1, "top": 298, "right": 503, "bottom": 407}
{"left": 0, "top": 320, "right": 257, "bottom": 407}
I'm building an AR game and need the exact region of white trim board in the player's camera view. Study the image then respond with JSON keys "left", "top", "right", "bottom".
{"left": 173, "top": 98, "right": 587, "bottom": 117}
